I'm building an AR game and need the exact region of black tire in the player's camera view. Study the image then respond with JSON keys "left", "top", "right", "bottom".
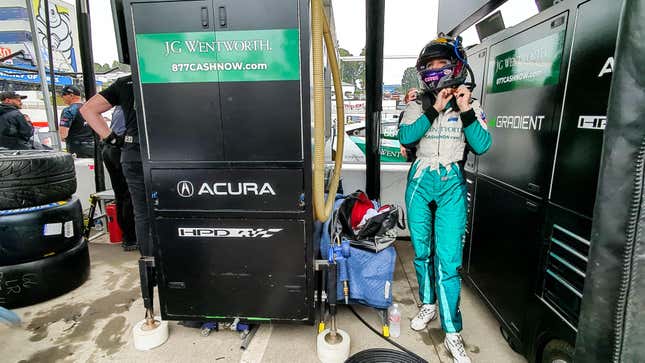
{"left": 0, "top": 150, "right": 76, "bottom": 210}
{"left": 0, "top": 237, "right": 89, "bottom": 309}
{"left": 542, "top": 339, "right": 575, "bottom": 363}
{"left": 0, "top": 197, "right": 83, "bottom": 266}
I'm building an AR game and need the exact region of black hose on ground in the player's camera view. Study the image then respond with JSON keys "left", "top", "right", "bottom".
{"left": 347, "top": 306, "right": 428, "bottom": 363}
{"left": 345, "top": 348, "right": 427, "bottom": 363}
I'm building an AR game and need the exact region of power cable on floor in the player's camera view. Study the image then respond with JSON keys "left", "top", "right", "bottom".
{"left": 348, "top": 305, "right": 428, "bottom": 363}
{"left": 345, "top": 348, "right": 427, "bottom": 363}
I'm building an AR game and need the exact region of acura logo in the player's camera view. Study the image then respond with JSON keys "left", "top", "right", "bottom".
{"left": 177, "top": 181, "right": 194, "bottom": 197}
{"left": 175, "top": 181, "right": 276, "bottom": 197}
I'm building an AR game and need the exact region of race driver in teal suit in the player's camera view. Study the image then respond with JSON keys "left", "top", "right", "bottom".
{"left": 399, "top": 35, "right": 492, "bottom": 363}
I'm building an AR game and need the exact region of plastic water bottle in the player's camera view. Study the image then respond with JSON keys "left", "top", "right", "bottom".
{"left": 388, "top": 303, "right": 401, "bottom": 338}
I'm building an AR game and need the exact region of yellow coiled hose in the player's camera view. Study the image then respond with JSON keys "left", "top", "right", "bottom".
{"left": 312, "top": 0, "right": 345, "bottom": 222}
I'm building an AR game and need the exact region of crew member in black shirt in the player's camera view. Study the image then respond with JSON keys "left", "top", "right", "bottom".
{"left": 81, "top": 76, "right": 149, "bottom": 254}
{"left": 59, "top": 85, "right": 95, "bottom": 158}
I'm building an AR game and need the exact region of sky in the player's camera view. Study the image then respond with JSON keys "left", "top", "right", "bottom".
{"left": 89, "top": 0, "right": 119, "bottom": 66}
{"left": 89, "top": 0, "right": 538, "bottom": 83}
{"left": 331, "top": 0, "right": 436, "bottom": 85}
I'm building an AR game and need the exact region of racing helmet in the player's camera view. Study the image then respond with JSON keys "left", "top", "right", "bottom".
{"left": 416, "top": 35, "right": 468, "bottom": 92}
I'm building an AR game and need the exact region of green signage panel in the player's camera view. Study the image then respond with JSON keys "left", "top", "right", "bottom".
{"left": 350, "top": 136, "right": 406, "bottom": 162}
{"left": 488, "top": 31, "right": 565, "bottom": 93}
{"left": 136, "top": 29, "right": 300, "bottom": 84}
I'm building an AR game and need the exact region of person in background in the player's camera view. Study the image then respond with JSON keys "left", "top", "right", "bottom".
{"left": 0, "top": 91, "right": 34, "bottom": 150}
{"left": 398, "top": 88, "right": 418, "bottom": 162}
{"left": 102, "top": 106, "right": 137, "bottom": 251}
{"left": 81, "top": 76, "right": 148, "bottom": 256}
{"left": 59, "top": 85, "right": 95, "bottom": 158}
{"left": 399, "top": 35, "right": 492, "bottom": 363}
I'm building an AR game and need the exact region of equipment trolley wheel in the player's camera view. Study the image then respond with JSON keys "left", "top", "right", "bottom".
{"left": 541, "top": 339, "right": 574, "bottom": 363}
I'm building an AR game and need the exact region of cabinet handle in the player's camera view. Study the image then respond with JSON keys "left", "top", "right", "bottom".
{"left": 200, "top": 6, "right": 209, "bottom": 28}
{"left": 219, "top": 6, "right": 227, "bottom": 27}
{"left": 551, "top": 15, "right": 565, "bottom": 29}
{"left": 526, "top": 201, "right": 538, "bottom": 212}
{"left": 528, "top": 183, "right": 540, "bottom": 193}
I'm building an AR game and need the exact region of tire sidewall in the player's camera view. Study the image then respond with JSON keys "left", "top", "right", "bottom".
{"left": 0, "top": 198, "right": 83, "bottom": 265}
{"left": 0, "top": 238, "right": 90, "bottom": 309}
{"left": 0, "top": 150, "right": 77, "bottom": 210}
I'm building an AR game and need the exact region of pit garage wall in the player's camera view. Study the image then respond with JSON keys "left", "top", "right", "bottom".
{"left": 459, "top": 0, "right": 621, "bottom": 359}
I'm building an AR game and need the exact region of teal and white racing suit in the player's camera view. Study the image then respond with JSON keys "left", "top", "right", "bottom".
{"left": 399, "top": 96, "right": 492, "bottom": 333}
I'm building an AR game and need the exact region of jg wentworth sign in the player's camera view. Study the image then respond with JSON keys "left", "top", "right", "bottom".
{"left": 136, "top": 29, "right": 300, "bottom": 83}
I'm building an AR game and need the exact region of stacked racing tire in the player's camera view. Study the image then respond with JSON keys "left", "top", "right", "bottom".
{"left": 0, "top": 150, "right": 90, "bottom": 309}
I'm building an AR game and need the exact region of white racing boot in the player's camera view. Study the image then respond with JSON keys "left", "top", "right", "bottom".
{"left": 410, "top": 304, "right": 437, "bottom": 331}
{"left": 444, "top": 333, "right": 471, "bottom": 363}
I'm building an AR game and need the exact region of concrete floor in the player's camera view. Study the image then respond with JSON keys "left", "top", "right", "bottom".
{"left": 0, "top": 238, "right": 526, "bottom": 363}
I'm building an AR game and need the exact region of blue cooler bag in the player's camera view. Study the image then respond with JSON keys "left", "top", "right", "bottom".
{"left": 321, "top": 195, "right": 401, "bottom": 309}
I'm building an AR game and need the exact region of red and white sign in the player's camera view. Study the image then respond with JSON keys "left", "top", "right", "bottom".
{"left": 0, "top": 47, "right": 12, "bottom": 58}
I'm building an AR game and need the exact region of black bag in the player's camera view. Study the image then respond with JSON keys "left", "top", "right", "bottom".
{"left": 332, "top": 191, "right": 405, "bottom": 253}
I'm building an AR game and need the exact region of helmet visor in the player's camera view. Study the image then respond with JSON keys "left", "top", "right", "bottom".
{"left": 419, "top": 65, "right": 454, "bottom": 90}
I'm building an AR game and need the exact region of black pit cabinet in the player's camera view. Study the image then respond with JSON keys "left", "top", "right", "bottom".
{"left": 461, "top": 0, "right": 622, "bottom": 361}
{"left": 122, "top": 0, "right": 313, "bottom": 322}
